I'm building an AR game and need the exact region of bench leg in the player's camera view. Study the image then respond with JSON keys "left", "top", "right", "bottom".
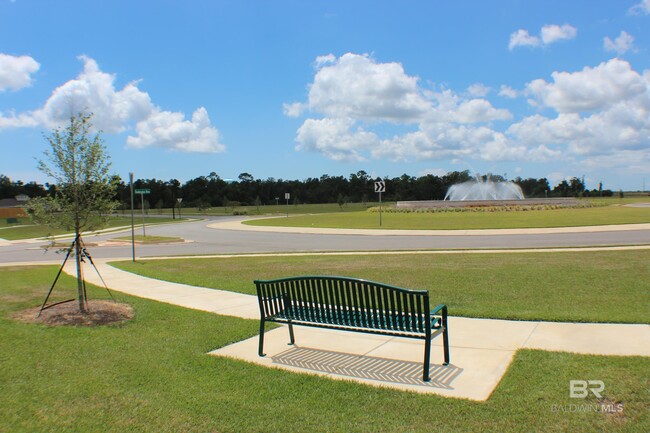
{"left": 442, "top": 307, "right": 450, "bottom": 365}
{"left": 258, "top": 319, "right": 266, "bottom": 357}
{"left": 423, "top": 337, "right": 431, "bottom": 382}
{"left": 442, "top": 329, "right": 450, "bottom": 366}
{"left": 287, "top": 320, "right": 295, "bottom": 345}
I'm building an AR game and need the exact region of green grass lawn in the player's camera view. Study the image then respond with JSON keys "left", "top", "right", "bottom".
{"left": 112, "top": 250, "right": 650, "bottom": 323}
{"left": 129, "top": 196, "right": 650, "bottom": 218}
{"left": 1, "top": 265, "right": 647, "bottom": 432}
{"left": 112, "top": 234, "right": 185, "bottom": 244}
{"left": 244, "top": 205, "right": 650, "bottom": 230}
{"left": 0, "top": 216, "right": 187, "bottom": 241}
{"left": 0, "top": 217, "right": 31, "bottom": 228}
{"left": 120, "top": 201, "right": 379, "bottom": 217}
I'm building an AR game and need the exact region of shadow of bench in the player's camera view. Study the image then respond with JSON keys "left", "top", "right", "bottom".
{"left": 272, "top": 345, "right": 462, "bottom": 388}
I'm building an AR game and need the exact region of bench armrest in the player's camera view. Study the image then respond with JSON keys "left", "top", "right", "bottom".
{"left": 430, "top": 303, "right": 447, "bottom": 316}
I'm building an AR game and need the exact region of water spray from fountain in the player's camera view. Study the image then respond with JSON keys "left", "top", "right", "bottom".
{"left": 444, "top": 174, "right": 524, "bottom": 201}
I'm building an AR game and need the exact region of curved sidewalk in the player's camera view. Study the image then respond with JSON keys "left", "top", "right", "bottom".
{"left": 64, "top": 260, "right": 649, "bottom": 401}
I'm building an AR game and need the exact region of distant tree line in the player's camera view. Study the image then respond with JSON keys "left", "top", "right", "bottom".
{"left": 1, "top": 170, "right": 614, "bottom": 209}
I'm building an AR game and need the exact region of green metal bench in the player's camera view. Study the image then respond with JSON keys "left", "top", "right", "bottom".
{"left": 255, "top": 276, "right": 449, "bottom": 382}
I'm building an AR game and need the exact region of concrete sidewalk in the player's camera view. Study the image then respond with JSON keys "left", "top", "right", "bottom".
{"left": 65, "top": 260, "right": 649, "bottom": 401}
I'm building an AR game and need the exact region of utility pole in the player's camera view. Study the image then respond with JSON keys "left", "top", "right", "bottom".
{"left": 129, "top": 172, "right": 135, "bottom": 262}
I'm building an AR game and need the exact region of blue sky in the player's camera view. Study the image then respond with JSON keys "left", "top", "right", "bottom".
{"left": 1, "top": 0, "right": 649, "bottom": 191}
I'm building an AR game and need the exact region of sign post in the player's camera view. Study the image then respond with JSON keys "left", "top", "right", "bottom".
{"left": 129, "top": 173, "right": 135, "bottom": 262}
{"left": 177, "top": 197, "right": 183, "bottom": 219}
{"left": 135, "top": 188, "right": 150, "bottom": 237}
{"left": 284, "top": 193, "right": 290, "bottom": 217}
{"left": 374, "top": 181, "right": 386, "bottom": 227}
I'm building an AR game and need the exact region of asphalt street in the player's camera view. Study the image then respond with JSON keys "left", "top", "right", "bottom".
{"left": 2, "top": 216, "right": 650, "bottom": 264}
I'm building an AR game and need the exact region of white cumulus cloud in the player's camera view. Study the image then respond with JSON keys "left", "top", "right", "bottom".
{"left": 509, "top": 24, "right": 577, "bottom": 50}
{"left": 295, "top": 117, "right": 378, "bottom": 162}
{"left": 0, "top": 53, "right": 40, "bottom": 92}
{"left": 282, "top": 102, "right": 306, "bottom": 117}
{"left": 604, "top": 31, "right": 635, "bottom": 54}
{"left": 467, "top": 83, "right": 491, "bottom": 97}
{"left": 455, "top": 99, "right": 512, "bottom": 123}
{"left": 628, "top": 0, "right": 650, "bottom": 15}
{"left": 541, "top": 24, "right": 577, "bottom": 44}
{"left": 127, "top": 107, "right": 224, "bottom": 153}
{"left": 287, "top": 53, "right": 650, "bottom": 175}
{"left": 314, "top": 54, "right": 336, "bottom": 68}
{"left": 525, "top": 58, "right": 647, "bottom": 113}
{"left": 287, "top": 53, "right": 517, "bottom": 163}
{"left": 498, "top": 85, "right": 519, "bottom": 99}
{"left": 510, "top": 59, "right": 650, "bottom": 166}
{"left": 29, "top": 56, "right": 153, "bottom": 133}
{"left": 305, "top": 52, "right": 431, "bottom": 122}
{"left": 509, "top": 29, "right": 540, "bottom": 50}
{"left": 0, "top": 56, "right": 224, "bottom": 153}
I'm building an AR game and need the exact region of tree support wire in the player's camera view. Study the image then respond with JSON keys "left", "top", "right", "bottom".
{"left": 37, "top": 234, "right": 114, "bottom": 317}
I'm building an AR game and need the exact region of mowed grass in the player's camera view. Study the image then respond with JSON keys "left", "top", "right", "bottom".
{"left": 1, "top": 265, "right": 648, "bottom": 432}
{"left": 112, "top": 234, "right": 184, "bottom": 244}
{"left": 113, "top": 250, "right": 650, "bottom": 323}
{"left": 0, "top": 216, "right": 186, "bottom": 241}
{"left": 135, "top": 201, "right": 378, "bottom": 217}
{"left": 244, "top": 206, "right": 650, "bottom": 230}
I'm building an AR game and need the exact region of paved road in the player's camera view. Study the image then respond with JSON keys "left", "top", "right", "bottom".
{"left": 2, "top": 216, "right": 650, "bottom": 264}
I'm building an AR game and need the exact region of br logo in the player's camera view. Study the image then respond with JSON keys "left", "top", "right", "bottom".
{"left": 569, "top": 380, "right": 604, "bottom": 398}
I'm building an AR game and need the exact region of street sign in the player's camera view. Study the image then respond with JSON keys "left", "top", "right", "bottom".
{"left": 135, "top": 189, "right": 150, "bottom": 194}
{"left": 285, "top": 193, "right": 290, "bottom": 200}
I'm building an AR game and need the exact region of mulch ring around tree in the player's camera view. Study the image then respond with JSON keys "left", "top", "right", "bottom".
{"left": 13, "top": 300, "right": 134, "bottom": 326}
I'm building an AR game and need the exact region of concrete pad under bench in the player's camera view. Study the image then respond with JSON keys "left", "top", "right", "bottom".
{"left": 210, "top": 326, "right": 515, "bottom": 401}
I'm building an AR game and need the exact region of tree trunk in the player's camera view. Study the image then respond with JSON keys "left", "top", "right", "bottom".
{"left": 71, "top": 128, "right": 86, "bottom": 313}
{"left": 75, "top": 232, "right": 86, "bottom": 313}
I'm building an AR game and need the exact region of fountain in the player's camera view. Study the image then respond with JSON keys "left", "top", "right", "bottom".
{"left": 444, "top": 177, "right": 524, "bottom": 201}
{"left": 396, "top": 173, "right": 578, "bottom": 210}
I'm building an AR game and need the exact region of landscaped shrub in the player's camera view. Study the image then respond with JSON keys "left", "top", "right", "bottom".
{"left": 367, "top": 201, "right": 599, "bottom": 214}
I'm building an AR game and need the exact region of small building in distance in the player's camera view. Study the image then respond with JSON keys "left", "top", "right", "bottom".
{"left": 0, "top": 195, "right": 30, "bottom": 219}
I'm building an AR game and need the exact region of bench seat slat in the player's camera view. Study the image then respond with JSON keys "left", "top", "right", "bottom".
{"left": 271, "top": 305, "right": 441, "bottom": 334}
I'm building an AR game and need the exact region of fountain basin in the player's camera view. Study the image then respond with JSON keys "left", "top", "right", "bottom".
{"left": 396, "top": 198, "right": 582, "bottom": 209}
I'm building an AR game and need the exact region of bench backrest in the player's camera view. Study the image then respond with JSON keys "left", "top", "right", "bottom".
{"left": 255, "top": 276, "right": 431, "bottom": 333}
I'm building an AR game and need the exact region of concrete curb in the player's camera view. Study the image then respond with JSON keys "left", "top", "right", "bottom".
{"left": 207, "top": 219, "right": 650, "bottom": 237}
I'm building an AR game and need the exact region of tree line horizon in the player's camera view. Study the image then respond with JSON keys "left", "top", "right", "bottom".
{"left": 1, "top": 170, "right": 614, "bottom": 210}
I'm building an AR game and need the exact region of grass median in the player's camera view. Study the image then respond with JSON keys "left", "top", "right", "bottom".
{"left": 243, "top": 206, "right": 650, "bottom": 230}
{"left": 1, "top": 265, "right": 647, "bottom": 432}
{"left": 113, "top": 249, "right": 650, "bottom": 323}
{"left": 0, "top": 216, "right": 188, "bottom": 241}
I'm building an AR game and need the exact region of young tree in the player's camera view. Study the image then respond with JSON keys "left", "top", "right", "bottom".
{"left": 28, "top": 112, "right": 118, "bottom": 313}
